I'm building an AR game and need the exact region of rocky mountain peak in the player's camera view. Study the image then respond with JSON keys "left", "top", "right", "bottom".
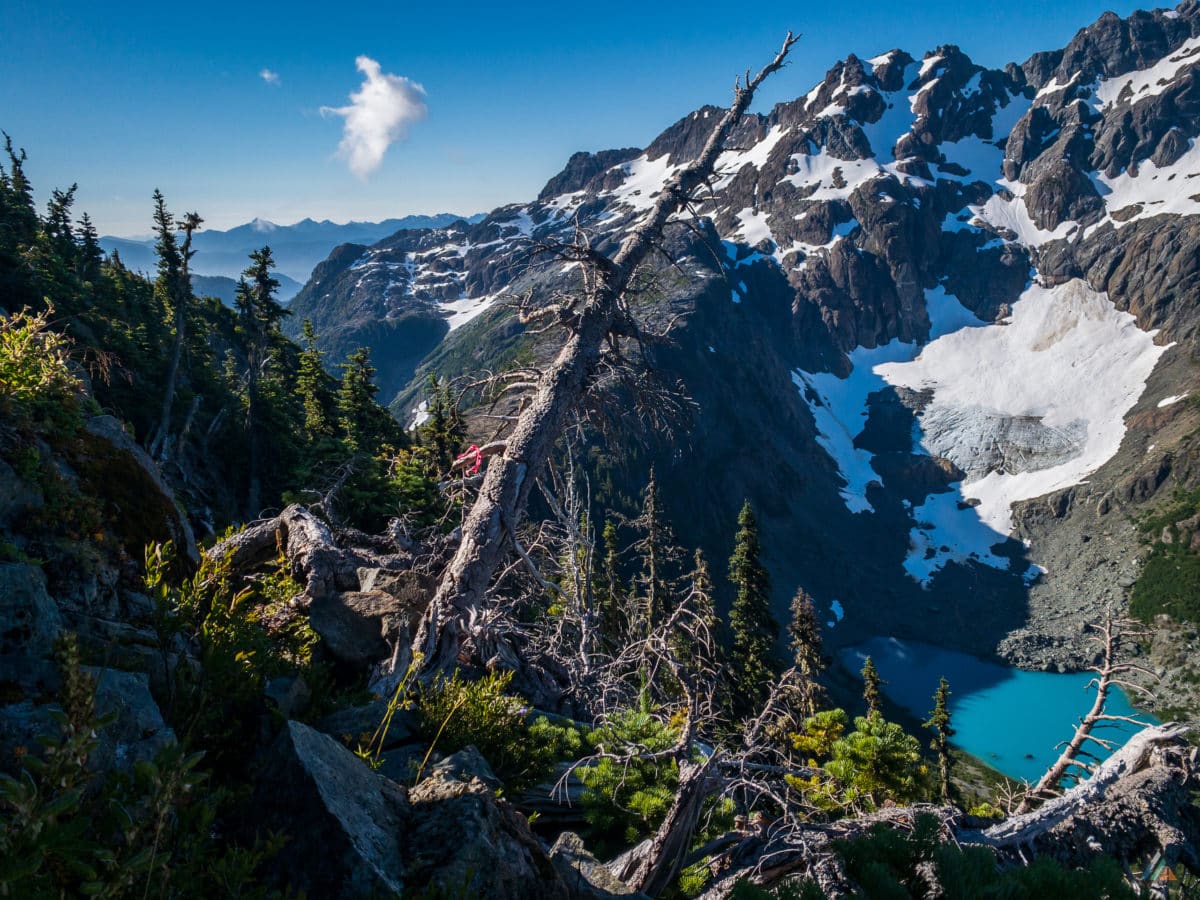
{"left": 289, "top": 3, "right": 1200, "bottom": 665}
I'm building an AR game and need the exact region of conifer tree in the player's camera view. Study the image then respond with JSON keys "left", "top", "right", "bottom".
{"left": 42, "top": 186, "right": 78, "bottom": 273}
{"left": 2, "top": 134, "right": 39, "bottom": 253}
{"left": 595, "top": 517, "right": 625, "bottom": 641}
{"left": 728, "top": 500, "right": 779, "bottom": 712}
{"left": 76, "top": 212, "right": 103, "bottom": 283}
{"left": 787, "top": 587, "right": 826, "bottom": 718}
{"left": 236, "top": 246, "right": 287, "bottom": 516}
{"left": 861, "top": 656, "right": 884, "bottom": 717}
{"left": 296, "top": 319, "right": 334, "bottom": 436}
{"left": 337, "top": 346, "right": 401, "bottom": 452}
{"left": 631, "top": 468, "right": 680, "bottom": 638}
{"left": 924, "top": 676, "right": 955, "bottom": 802}
{"left": 420, "top": 373, "right": 464, "bottom": 473}
{"left": 150, "top": 194, "right": 202, "bottom": 460}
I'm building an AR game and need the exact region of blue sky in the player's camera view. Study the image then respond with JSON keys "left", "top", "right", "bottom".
{"left": 1, "top": 0, "right": 1150, "bottom": 235}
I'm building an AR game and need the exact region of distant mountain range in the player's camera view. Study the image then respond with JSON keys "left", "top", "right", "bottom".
{"left": 100, "top": 214, "right": 485, "bottom": 301}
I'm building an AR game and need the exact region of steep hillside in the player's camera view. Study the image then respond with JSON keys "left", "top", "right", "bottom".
{"left": 292, "top": 3, "right": 1200, "bottom": 669}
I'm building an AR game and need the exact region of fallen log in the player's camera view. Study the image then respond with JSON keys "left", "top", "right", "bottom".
{"left": 975, "top": 723, "right": 1200, "bottom": 873}
{"left": 696, "top": 725, "right": 1198, "bottom": 898}
{"left": 205, "top": 515, "right": 283, "bottom": 572}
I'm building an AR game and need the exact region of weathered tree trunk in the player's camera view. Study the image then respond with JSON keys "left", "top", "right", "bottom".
{"left": 695, "top": 725, "right": 1198, "bottom": 899}
{"left": 151, "top": 214, "right": 201, "bottom": 462}
{"left": 205, "top": 504, "right": 387, "bottom": 605}
{"left": 1016, "top": 615, "right": 1154, "bottom": 814}
{"left": 981, "top": 723, "right": 1199, "bottom": 872}
{"left": 628, "top": 752, "right": 724, "bottom": 896}
{"left": 411, "top": 33, "right": 798, "bottom": 678}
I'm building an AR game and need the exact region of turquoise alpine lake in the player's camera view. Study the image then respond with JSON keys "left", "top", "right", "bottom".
{"left": 841, "top": 637, "right": 1157, "bottom": 784}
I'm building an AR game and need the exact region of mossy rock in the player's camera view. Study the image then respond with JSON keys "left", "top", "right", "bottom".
{"left": 72, "top": 417, "right": 198, "bottom": 567}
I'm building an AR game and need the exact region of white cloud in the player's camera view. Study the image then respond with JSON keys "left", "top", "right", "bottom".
{"left": 320, "top": 56, "right": 428, "bottom": 180}
{"left": 259, "top": 68, "right": 281, "bottom": 86}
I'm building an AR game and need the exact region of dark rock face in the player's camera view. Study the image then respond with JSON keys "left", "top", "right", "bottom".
{"left": 85, "top": 667, "right": 176, "bottom": 772}
{"left": 0, "top": 563, "right": 61, "bottom": 663}
{"left": 316, "top": 698, "right": 416, "bottom": 749}
{"left": 426, "top": 744, "right": 502, "bottom": 790}
{"left": 405, "top": 767, "right": 577, "bottom": 899}
{"left": 82, "top": 416, "right": 199, "bottom": 565}
{"left": 538, "top": 148, "right": 642, "bottom": 199}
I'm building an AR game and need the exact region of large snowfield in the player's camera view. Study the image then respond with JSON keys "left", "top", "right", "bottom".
{"left": 797, "top": 281, "right": 1168, "bottom": 585}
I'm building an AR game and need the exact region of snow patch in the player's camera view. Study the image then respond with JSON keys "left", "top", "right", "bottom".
{"left": 877, "top": 279, "right": 1168, "bottom": 581}
{"left": 409, "top": 400, "right": 430, "bottom": 429}
{"left": 974, "top": 186, "right": 1076, "bottom": 246}
{"left": 441, "top": 290, "right": 505, "bottom": 331}
{"left": 605, "top": 154, "right": 683, "bottom": 212}
{"left": 783, "top": 150, "right": 882, "bottom": 201}
{"left": 714, "top": 125, "right": 790, "bottom": 189}
{"left": 1092, "top": 136, "right": 1200, "bottom": 226}
{"left": 919, "top": 54, "right": 945, "bottom": 79}
{"left": 1095, "top": 36, "right": 1200, "bottom": 109}
{"left": 735, "top": 206, "right": 775, "bottom": 246}
{"left": 1035, "top": 73, "right": 1080, "bottom": 101}
{"left": 793, "top": 339, "right": 918, "bottom": 513}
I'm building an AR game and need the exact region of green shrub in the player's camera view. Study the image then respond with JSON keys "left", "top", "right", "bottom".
{"left": 786, "top": 710, "right": 925, "bottom": 817}
{"left": 0, "top": 632, "right": 283, "bottom": 898}
{"left": 577, "top": 709, "right": 681, "bottom": 856}
{"left": 1130, "top": 540, "right": 1200, "bottom": 623}
{"left": 145, "top": 541, "right": 326, "bottom": 770}
{"left": 1129, "top": 485, "right": 1200, "bottom": 624}
{"left": 416, "top": 670, "right": 582, "bottom": 792}
{"left": 0, "top": 305, "right": 83, "bottom": 431}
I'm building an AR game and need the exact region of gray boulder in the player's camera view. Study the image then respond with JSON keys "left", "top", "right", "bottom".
{"left": 84, "top": 667, "right": 176, "bottom": 772}
{"left": 316, "top": 697, "right": 416, "bottom": 749}
{"left": 405, "top": 768, "right": 577, "bottom": 899}
{"left": 255, "top": 720, "right": 409, "bottom": 897}
{"left": 356, "top": 567, "right": 435, "bottom": 607}
{"left": 264, "top": 674, "right": 310, "bottom": 720}
{"left": 309, "top": 589, "right": 407, "bottom": 667}
{"left": 0, "top": 563, "right": 62, "bottom": 662}
{"left": 0, "top": 456, "right": 41, "bottom": 530}
{"left": 427, "top": 744, "right": 501, "bottom": 791}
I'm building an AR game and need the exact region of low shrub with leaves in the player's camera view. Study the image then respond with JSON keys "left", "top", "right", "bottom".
{"left": 416, "top": 670, "right": 582, "bottom": 792}
{"left": 786, "top": 709, "right": 925, "bottom": 817}
{"left": 144, "top": 540, "right": 327, "bottom": 770}
{"left": 0, "top": 305, "right": 84, "bottom": 431}
{"left": 0, "top": 634, "right": 283, "bottom": 898}
{"left": 576, "top": 708, "right": 682, "bottom": 857}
